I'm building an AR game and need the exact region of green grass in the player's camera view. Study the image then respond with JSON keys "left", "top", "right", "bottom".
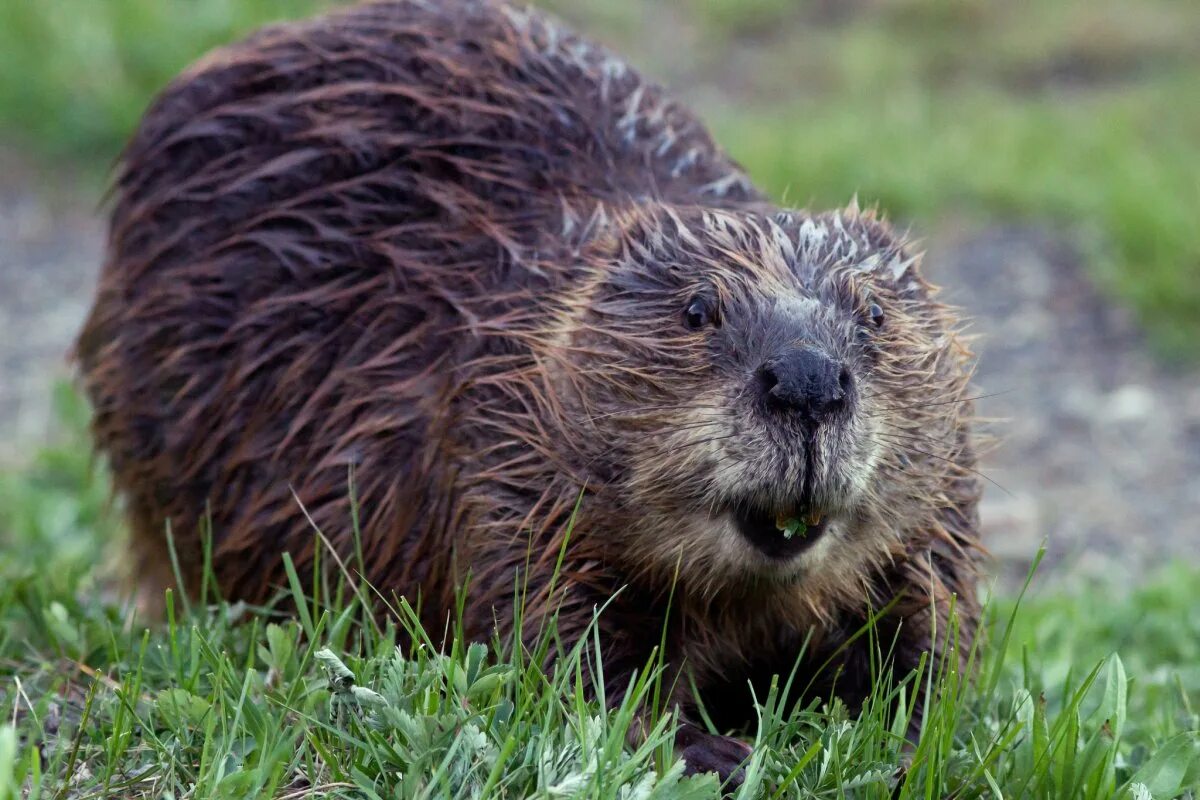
{"left": 0, "top": 0, "right": 337, "bottom": 161}
{"left": 1, "top": 394, "right": 1198, "bottom": 798}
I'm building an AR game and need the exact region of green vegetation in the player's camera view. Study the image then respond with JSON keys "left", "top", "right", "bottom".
{"left": 0, "top": 0, "right": 336, "bottom": 160}
{"left": 1, "top": 393, "right": 1198, "bottom": 797}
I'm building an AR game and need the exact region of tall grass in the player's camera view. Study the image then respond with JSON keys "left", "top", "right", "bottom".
{"left": 1, "top": 536, "right": 1197, "bottom": 797}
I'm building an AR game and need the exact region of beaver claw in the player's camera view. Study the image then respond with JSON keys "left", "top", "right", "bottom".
{"left": 676, "top": 723, "right": 753, "bottom": 791}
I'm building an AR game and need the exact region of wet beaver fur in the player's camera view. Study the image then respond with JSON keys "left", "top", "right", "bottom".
{"left": 76, "top": 0, "right": 982, "bottom": 784}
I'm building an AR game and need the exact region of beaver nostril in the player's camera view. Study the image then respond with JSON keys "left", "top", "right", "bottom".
{"left": 758, "top": 363, "right": 780, "bottom": 394}
{"left": 756, "top": 347, "right": 848, "bottom": 420}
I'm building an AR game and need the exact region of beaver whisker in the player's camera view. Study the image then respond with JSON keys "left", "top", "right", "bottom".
{"left": 581, "top": 421, "right": 728, "bottom": 472}
{"left": 865, "top": 389, "right": 1011, "bottom": 416}
{"left": 872, "top": 430, "right": 967, "bottom": 461}
{"left": 591, "top": 416, "right": 730, "bottom": 441}
{"left": 623, "top": 419, "right": 731, "bottom": 438}
{"left": 871, "top": 432, "right": 1010, "bottom": 495}
{"left": 637, "top": 432, "right": 743, "bottom": 461}
{"left": 663, "top": 418, "right": 734, "bottom": 432}
{"left": 585, "top": 404, "right": 732, "bottom": 421}
{"left": 878, "top": 421, "right": 959, "bottom": 444}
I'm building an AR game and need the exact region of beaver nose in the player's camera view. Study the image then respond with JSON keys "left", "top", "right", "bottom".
{"left": 757, "top": 347, "right": 849, "bottom": 421}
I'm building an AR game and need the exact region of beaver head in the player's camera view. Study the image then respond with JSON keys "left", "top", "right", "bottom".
{"left": 548, "top": 203, "right": 972, "bottom": 596}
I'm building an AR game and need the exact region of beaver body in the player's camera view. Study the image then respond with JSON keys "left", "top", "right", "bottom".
{"left": 77, "top": 0, "right": 982, "bottom": 782}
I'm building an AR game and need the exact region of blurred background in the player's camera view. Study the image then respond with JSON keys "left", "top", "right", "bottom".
{"left": 0, "top": 0, "right": 1197, "bottom": 588}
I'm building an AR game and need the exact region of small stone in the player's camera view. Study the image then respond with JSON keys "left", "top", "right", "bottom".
{"left": 980, "top": 491, "right": 1042, "bottom": 562}
{"left": 1105, "top": 384, "right": 1155, "bottom": 423}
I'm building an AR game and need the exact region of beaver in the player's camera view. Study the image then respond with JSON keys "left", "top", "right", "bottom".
{"left": 75, "top": 0, "right": 982, "bottom": 784}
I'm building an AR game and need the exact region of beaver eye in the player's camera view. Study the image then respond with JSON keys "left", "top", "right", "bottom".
{"left": 684, "top": 296, "right": 717, "bottom": 330}
{"left": 867, "top": 303, "right": 884, "bottom": 328}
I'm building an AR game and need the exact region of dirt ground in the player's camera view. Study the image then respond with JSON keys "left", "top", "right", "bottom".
{"left": 1, "top": 153, "right": 1197, "bottom": 586}
{"left": 0, "top": 153, "right": 102, "bottom": 461}
{"left": 925, "top": 226, "right": 1200, "bottom": 582}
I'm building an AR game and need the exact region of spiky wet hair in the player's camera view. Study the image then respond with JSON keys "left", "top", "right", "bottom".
{"left": 520, "top": 203, "right": 979, "bottom": 601}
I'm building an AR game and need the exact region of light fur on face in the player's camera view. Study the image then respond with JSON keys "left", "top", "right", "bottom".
{"left": 540, "top": 202, "right": 974, "bottom": 617}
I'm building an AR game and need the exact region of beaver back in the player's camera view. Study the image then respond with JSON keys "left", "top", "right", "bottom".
{"left": 75, "top": 0, "right": 762, "bottom": 605}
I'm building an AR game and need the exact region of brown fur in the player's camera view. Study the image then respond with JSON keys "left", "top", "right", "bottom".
{"left": 76, "top": 0, "right": 982, "bottom": 782}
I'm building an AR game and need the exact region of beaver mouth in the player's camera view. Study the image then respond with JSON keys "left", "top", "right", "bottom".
{"left": 731, "top": 504, "right": 830, "bottom": 560}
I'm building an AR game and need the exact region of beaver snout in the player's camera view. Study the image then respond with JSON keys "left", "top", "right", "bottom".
{"left": 755, "top": 346, "right": 851, "bottom": 422}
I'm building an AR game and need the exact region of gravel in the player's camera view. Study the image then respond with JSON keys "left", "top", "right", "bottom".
{"left": 0, "top": 159, "right": 102, "bottom": 464}
{"left": 925, "top": 226, "right": 1200, "bottom": 582}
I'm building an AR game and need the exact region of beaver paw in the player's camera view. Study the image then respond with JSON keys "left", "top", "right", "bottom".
{"left": 676, "top": 722, "right": 753, "bottom": 791}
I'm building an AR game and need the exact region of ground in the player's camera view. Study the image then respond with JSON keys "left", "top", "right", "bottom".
{"left": 0, "top": 151, "right": 100, "bottom": 464}
{"left": 926, "top": 226, "right": 1200, "bottom": 580}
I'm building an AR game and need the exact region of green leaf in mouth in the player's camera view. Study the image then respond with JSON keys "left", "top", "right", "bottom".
{"left": 777, "top": 517, "right": 808, "bottom": 540}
